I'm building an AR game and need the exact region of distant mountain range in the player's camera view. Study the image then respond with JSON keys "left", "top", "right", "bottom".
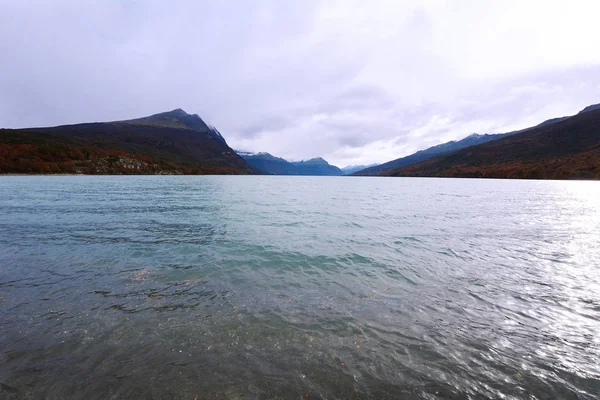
{"left": 351, "top": 114, "right": 578, "bottom": 176}
{"left": 386, "top": 105, "right": 600, "bottom": 179}
{"left": 0, "top": 109, "right": 253, "bottom": 174}
{"left": 341, "top": 164, "right": 379, "bottom": 175}
{"left": 291, "top": 157, "right": 343, "bottom": 176}
{"left": 353, "top": 133, "right": 511, "bottom": 176}
{"left": 2, "top": 102, "right": 599, "bottom": 179}
{"left": 236, "top": 151, "right": 343, "bottom": 176}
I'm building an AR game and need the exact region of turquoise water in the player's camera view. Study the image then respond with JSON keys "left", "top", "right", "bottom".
{"left": 0, "top": 176, "right": 599, "bottom": 399}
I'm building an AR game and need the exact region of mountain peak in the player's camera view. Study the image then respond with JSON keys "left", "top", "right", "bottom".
{"left": 300, "top": 157, "right": 328, "bottom": 165}
{"left": 236, "top": 151, "right": 281, "bottom": 160}
{"left": 151, "top": 108, "right": 193, "bottom": 119}
{"left": 126, "top": 108, "right": 206, "bottom": 129}
{"left": 166, "top": 108, "right": 189, "bottom": 117}
{"left": 118, "top": 109, "right": 227, "bottom": 144}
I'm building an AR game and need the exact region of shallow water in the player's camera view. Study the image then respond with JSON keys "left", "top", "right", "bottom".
{"left": 0, "top": 176, "right": 599, "bottom": 399}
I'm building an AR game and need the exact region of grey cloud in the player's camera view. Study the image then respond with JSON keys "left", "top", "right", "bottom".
{"left": 238, "top": 116, "right": 295, "bottom": 138}
{"left": 325, "top": 85, "right": 397, "bottom": 112}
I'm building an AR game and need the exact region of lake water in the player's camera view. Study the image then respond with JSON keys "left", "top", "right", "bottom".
{"left": 0, "top": 176, "right": 599, "bottom": 399}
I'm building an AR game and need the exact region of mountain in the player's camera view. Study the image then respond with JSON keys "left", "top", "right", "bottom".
{"left": 353, "top": 133, "right": 509, "bottom": 176}
{"left": 124, "top": 108, "right": 226, "bottom": 144}
{"left": 386, "top": 106, "right": 600, "bottom": 180}
{"left": 236, "top": 152, "right": 300, "bottom": 175}
{"left": 341, "top": 164, "right": 379, "bottom": 175}
{"left": 291, "top": 157, "right": 343, "bottom": 176}
{"left": 353, "top": 116, "right": 570, "bottom": 176}
{"left": 0, "top": 109, "right": 253, "bottom": 174}
{"left": 237, "top": 152, "right": 343, "bottom": 175}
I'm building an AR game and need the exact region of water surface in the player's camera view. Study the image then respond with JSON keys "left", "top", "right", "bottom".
{"left": 1, "top": 176, "right": 599, "bottom": 399}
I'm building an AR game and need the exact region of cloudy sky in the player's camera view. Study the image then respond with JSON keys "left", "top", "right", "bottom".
{"left": 2, "top": 0, "right": 600, "bottom": 167}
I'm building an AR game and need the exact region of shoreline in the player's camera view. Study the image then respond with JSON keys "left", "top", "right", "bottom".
{"left": 0, "top": 173, "right": 597, "bottom": 181}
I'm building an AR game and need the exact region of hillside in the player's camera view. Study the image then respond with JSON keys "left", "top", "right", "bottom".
{"left": 0, "top": 109, "right": 253, "bottom": 174}
{"left": 353, "top": 116, "right": 569, "bottom": 176}
{"left": 237, "top": 152, "right": 343, "bottom": 176}
{"left": 386, "top": 107, "right": 600, "bottom": 179}
{"left": 354, "top": 133, "right": 510, "bottom": 176}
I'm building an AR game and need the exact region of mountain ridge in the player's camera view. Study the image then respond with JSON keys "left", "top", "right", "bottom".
{"left": 385, "top": 106, "right": 600, "bottom": 179}
{"left": 0, "top": 109, "right": 253, "bottom": 174}
{"left": 3, "top": 103, "right": 599, "bottom": 178}
{"left": 352, "top": 114, "right": 574, "bottom": 176}
{"left": 353, "top": 132, "right": 510, "bottom": 176}
{"left": 236, "top": 151, "right": 342, "bottom": 176}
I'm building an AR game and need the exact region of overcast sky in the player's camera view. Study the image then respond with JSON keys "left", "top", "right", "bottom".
{"left": 2, "top": 0, "right": 600, "bottom": 167}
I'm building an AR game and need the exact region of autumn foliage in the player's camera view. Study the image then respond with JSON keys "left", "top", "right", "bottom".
{"left": 0, "top": 118, "right": 252, "bottom": 175}
{"left": 386, "top": 108, "right": 600, "bottom": 180}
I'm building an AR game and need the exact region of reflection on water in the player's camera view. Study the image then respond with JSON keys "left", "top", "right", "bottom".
{"left": 0, "top": 176, "right": 599, "bottom": 399}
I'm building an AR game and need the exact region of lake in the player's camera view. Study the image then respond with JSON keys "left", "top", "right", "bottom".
{"left": 0, "top": 176, "right": 599, "bottom": 399}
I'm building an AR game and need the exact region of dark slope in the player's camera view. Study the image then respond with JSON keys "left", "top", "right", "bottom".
{"left": 353, "top": 116, "right": 571, "bottom": 176}
{"left": 237, "top": 152, "right": 343, "bottom": 176}
{"left": 387, "top": 107, "right": 600, "bottom": 180}
{"left": 0, "top": 109, "right": 253, "bottom": 174}
{"left": 354, "top": 133, "right": 508, "bottom": 176}
{"left": 123, "top": 108, "right": 228, "bottom": 145}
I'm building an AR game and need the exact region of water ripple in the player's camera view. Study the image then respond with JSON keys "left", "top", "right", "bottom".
{"left": 1, "top": 176, "right": 599, "bottom": 399}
